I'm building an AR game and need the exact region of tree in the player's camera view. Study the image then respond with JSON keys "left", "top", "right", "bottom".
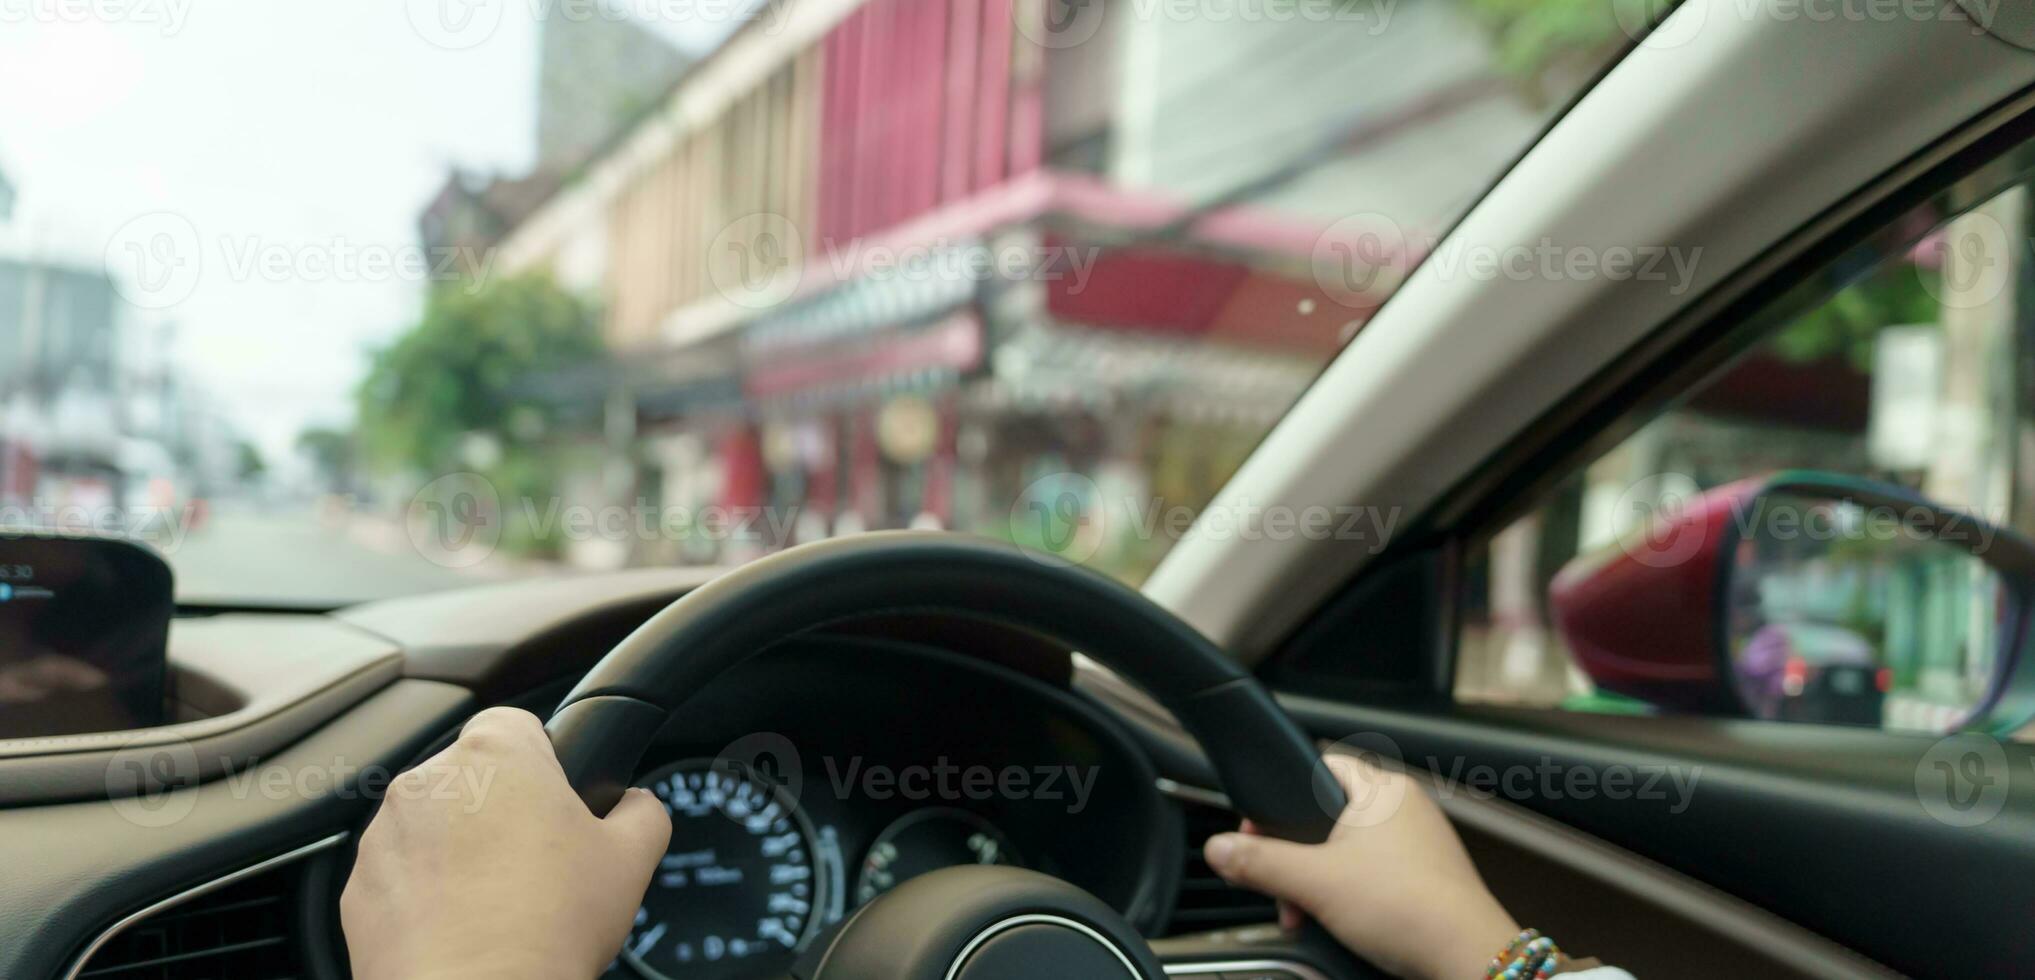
{"left": 295, "top": 426, "right": 356, "bottom": 493}
{"left": 1461, "top": 0, "right": 1664, "bottom": 96}
{"left": 1766, "top": 264, "right": 1942, "bottom": 371}
{"left": 356, "top": 273, "right": 602, "bottom": 476}
{"left": 235, "top": 441, "right": 267, "bottom": 482}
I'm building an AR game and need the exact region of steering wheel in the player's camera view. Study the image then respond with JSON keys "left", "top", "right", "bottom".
{"left": 545, "top": 531, "right": 1351, "bottom": 980}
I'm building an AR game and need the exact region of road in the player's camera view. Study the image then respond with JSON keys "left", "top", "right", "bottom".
{"left": 165, "top": 506, "right": 525, "bottom": 607}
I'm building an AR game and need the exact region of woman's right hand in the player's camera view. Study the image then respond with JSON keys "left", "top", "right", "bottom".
{"left": 1202, "top": 753, "right": 1520, "bottom": 980}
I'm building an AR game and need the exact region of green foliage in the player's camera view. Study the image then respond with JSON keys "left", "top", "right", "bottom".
{"left": 355, "top": 274, "right": 601, "bottom": 476}
{"left": 235, "top": 441, "right": 267, "bottom": 481}
{"left": 295, "top": 427, "right": 355, "bottom": 490}
{"left": 1460, "top": 0, "right": 1644, "bottom": 82}
{"left": 1765, "top": 263, "right": 1942, "bottom": 371}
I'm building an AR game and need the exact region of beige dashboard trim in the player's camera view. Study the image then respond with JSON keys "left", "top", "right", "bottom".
{"left": 0, "top": 615, "right": 405, "bottom": 806}
{"left": 0, "top": 616, "right": 402, "bottom": 758}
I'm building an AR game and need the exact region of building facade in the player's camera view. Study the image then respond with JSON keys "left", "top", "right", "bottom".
{"left": 485, "top": 0, "right": 1546, "bottom": 578}
{"left": 0, "top": 258, "right": 125, "bottom": 507}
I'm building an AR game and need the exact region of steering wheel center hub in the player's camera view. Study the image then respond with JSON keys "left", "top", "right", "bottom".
{"left": 792, "top": 866, "right": 1162, "bottom": 980}
{"left": 948, "top": 915, "right": 1145, "bottom": 980}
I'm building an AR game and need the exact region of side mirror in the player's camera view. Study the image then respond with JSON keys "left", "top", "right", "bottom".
{"left": 1548, "top": 471, "right": 2035, "bottom": 735}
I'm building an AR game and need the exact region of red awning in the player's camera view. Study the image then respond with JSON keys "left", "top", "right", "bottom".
{"left": 744, "top": 313, "right": 984, "bottom": 399}
{"left": 1042, "top": 243, "right": 1361, "bottom": 356}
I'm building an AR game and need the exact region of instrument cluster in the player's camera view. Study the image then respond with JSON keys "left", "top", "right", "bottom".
{"left": 602, "top": 636, "right": 1172, "bottom": 980}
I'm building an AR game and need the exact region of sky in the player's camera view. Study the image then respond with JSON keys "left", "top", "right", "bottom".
{"left": 0, "top": 0, "right": 736, "bottom": 472}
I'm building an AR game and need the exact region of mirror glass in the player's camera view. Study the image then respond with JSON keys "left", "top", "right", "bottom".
{"left": 1725, "top": 493, "right": 2010, "bottom": 731}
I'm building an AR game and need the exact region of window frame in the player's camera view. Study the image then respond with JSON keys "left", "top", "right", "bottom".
{"left": 1263, "top": 89, "right": 2035, "bottom": 710}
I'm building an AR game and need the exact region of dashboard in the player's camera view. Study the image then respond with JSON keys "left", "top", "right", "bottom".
{"left": 5, "top": 553, "right": 1982, "bottom": 980}
{"left": 2, "top": 571, "right": 1231, "bottom": 980}
{"left": 594, "top": 636, "right": 1178, "bottom": 980}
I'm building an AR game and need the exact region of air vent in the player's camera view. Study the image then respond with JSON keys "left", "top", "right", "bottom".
{"left": 1166, "top": 796, "right": 1279, "bottom": 936}
{"left": 75, "top": 847, "right": 324, "bottom": 980}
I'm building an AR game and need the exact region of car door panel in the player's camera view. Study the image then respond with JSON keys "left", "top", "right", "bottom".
{"left": 1278, "top": 696, "right": 2035, "bottom": 978}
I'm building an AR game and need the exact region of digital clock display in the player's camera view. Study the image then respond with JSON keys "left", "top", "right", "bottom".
{"left": 0, "top": 534, "right": 172, "bottom": 738}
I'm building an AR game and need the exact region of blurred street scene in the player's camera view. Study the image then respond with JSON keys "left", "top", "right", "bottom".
{"left": 0, "top": 0, "right": 1634, "bottom": 602}
{"left": 2, "top": 0, "right": 2021, "bottom": 735}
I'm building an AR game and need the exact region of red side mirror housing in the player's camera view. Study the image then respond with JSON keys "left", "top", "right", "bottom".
{"left": 1547, "top": 479, "right": 1759, "bottom": 714}
{"left": 1547, "top": 471, "right": 2035, "bottom": 733}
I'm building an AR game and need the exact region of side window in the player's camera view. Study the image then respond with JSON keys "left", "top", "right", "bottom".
{"left": 1456, "top": 159, "right": 2035, "bottom": 740}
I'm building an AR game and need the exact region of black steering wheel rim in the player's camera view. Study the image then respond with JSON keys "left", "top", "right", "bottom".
{"left": 544, "top": 530, "right": 1345, "bottom": 847}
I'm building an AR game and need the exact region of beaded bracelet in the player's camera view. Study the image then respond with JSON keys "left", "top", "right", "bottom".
{"left": 1483, "top": 928, "right": 1563, "bottom": 979}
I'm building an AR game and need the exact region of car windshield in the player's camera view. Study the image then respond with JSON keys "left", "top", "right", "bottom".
{"left": 0, "top": 0, "right": 1640, "bottom": 605}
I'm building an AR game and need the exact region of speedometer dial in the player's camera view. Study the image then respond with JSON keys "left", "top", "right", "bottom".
{"left": 623, "top": 760, "right": 827, "bottom": 980}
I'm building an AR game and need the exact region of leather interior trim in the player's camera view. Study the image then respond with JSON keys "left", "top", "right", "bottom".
{"left": 1399, "top": 758, "right": 1898, "bottom": 980}
{"left": 0, "top": 615, "right": 403, "bottom": 805}
{"left": 1282, "top": 697, "right": 2035, "bottom": 977}
{"left": 1160, "top": 760, "right": 1893, "bottom": 980}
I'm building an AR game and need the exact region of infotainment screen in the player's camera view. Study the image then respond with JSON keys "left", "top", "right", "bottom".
{"left": 0, "top": 534, "right": 173, "bottom": 739}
